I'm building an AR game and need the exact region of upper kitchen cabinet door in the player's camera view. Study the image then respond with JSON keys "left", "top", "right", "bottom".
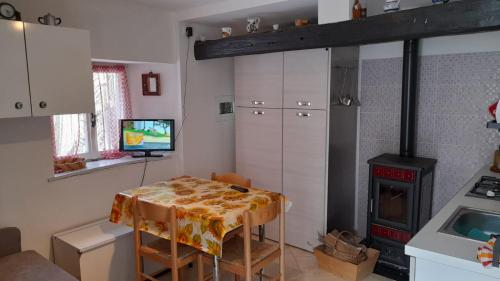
{"left": 24, "top": 23, "right": 94, "bottom": 116}
{"left": 284, "top": 49, "right": 329, "bottom": 110}
{"left": 0, "top": 20, "right": 31, "bottom": 118}
{"left": 283, "top": 109, "right": 327, "bottom": 251}
{"left": 235, "top": 53, "right": 283, "bottom": 108}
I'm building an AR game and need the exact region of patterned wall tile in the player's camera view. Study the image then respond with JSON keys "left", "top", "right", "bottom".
{"left": 356, "top": 51, "right": 500, "bottom": 234}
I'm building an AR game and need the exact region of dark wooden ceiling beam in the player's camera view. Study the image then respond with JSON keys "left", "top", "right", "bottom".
{"left": 194, "top": 0, "right": 500, "bottom": 60}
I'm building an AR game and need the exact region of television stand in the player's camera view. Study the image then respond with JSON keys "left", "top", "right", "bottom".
{"left": 132, "top": 152, "right": 164, "bottom": 158}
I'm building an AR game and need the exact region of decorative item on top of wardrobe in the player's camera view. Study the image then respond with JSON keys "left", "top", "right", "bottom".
{"left": 332, "top": 66, "right": 360, "bottom": 107}
{"left": 384, "top": 0, "right": 400, "bottom": 12}
{"left": 295, "top": 18, "right": 310, "bottom": 27}
{"left": 221, "top": 27, "right": 232, "bottom": 38}
{"left": 142, "top": 72, "right": 161, "bottom": 96}
{"left": 0, "top": 2, "right": 21, "bottom": 20}
{"left": 246, "top": 17, "right": 260, "bottom": 33}
{"left": 38, "top": 13, "right": 62, "bottom": 26}
{"left": 353, "top": 0, "right": 367, "bottom": 19}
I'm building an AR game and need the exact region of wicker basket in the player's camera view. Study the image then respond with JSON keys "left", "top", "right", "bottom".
{"left": 54, "top": 157, "right": 86, "bottom": 173}
{"left": 319, "top": 230, "right": 367, "bottom": 265}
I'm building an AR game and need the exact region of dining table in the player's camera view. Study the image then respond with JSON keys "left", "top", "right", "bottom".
{"left": 109, "top": 175, "right": 287, "bottom": 281}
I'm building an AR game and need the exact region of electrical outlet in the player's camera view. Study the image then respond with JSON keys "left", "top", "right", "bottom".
{"left": 185, "top": 27, "right": 193, "bottom": 37}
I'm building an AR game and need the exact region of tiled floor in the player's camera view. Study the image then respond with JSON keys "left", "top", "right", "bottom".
{"left": 159, "top": 245, "right": 393, "bottom": 281}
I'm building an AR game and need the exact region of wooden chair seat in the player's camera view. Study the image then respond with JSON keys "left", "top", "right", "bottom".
{"left": 220, "top": 236, "right": 280, "bottom": 268}
{"left": 142, "top": 239, "right": 198, "bottom": 261}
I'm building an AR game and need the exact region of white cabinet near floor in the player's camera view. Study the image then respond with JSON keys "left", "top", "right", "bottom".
{"left": 24, "top": 23, "right": 94, "bottom": 116}
{"left": 283, "top": 109, "right": 327, "bottom": 251}
{"left": 284, "top": 49, "right": 329, "bottom": 110}
{"left": 235, "top": 107, "right": 283, "bottom": 240}
{"left": 235, "top": 52, "right": 283, "bottom": 109}
{"left": 0, "top": 20, "right": 31, "bottom": 118}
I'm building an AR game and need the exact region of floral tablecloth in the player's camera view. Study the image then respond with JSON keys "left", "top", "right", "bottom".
{"left": 109, "top": 176, "right": 283, "bottom": 257}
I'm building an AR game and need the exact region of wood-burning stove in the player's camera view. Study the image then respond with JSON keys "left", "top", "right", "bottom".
{"left": 365, "top": 39, "right": 437, "bottom": 280}
{"left": 366, "top": 154, "right": 436, "bottom": 275}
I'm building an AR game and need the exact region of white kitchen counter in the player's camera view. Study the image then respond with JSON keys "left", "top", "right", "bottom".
{"left": 405, "top": 166, "right": 500, "bottom": 280}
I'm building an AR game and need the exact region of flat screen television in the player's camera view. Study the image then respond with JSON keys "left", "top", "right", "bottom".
{"left": 119, "top": 119, "right": 175, "bottom": 157}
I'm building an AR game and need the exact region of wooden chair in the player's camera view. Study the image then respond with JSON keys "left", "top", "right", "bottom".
{"left": 198, "top": 195, "right": 285, "bottom": 281}
{"left": 211, "top": 172, "right": 251, "bottom": 188}
{"left": 132, "top": 196, "right": 199, "bottom": 281}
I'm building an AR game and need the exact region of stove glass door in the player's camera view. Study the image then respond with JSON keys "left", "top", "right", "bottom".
{"left": 373, "top": 179, "right": 413, "bottom": 231}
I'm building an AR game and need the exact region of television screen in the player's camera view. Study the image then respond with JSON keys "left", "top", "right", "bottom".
{"left": 120, "top": 119, "right": 175, "bottom": 152}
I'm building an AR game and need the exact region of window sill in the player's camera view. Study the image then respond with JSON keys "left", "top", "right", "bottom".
{"left": 48, "top": 153, "right": 173, "bottom": 182}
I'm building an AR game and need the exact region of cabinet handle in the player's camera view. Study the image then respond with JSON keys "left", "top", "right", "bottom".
{"left": 39, "top": 101, "right": 47, "bottom": 109}
{"left": 297, "top": 112, "right": 311, "bottom": 117}
{"left": 253, "top": 111, "right": 265, "bottom": 115}
{"left": 297, "top": 101, "right": 311, "bottom": 107}
{"left": 14, "top": 102, "right": 23, "bottom": 110}
{"left": 252, "top": 100, "right": 265, "bottom": 105}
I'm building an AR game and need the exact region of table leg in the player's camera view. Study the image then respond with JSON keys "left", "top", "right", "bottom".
{"left": 213, "top": 255, "right": 221, "bottom": 281}
{"left": 258, "top": 225, "right": 266, "bottom": 281}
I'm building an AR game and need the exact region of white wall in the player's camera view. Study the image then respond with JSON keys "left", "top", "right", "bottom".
{"left": 318, "top": 0, "right": 354, "bottom": 24}
{"left": 10, "top": 0, "right": 177, "bottom": 63}
{"left": 178, "top": 23, "right": 236, "bottom": 178}
{"left": 0, "top": 117, "right": 182, "bottom": 258}
{"left": 355, "top": 30, "right": 500, "bottom": 234}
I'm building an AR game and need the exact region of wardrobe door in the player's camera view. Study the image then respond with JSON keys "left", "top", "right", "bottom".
{"left": 236, "top": 107, "right": 282, "bottom": 240}
{"left": 283, "top": 109, "right": 327, "bottom": 251}
{"left": 0, "top": 20, "right": 31, "bottom": 118}
{"left": 284, "top": 49, "right": 329, "bottom": 110}
{"left": 235, "top": 53, "right": 283, "bottom": 109}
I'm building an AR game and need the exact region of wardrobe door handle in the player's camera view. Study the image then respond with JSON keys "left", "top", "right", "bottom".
{"left": 253, "top": 111, "right": 265, "bottom": 115}
{"left": 297, "top": 112, "right": 311, "bottom": 118}
{"left": 252, "top": 100, "right": 265, "bottom": 106}
{"left": 297, "top": 101, "right": 311, "bottom": 107}
{"left": 39, "top": 101, "right": 47, "bottom": 109}
{"left": 14, "top": 102, "right": 23, "bottom": 110}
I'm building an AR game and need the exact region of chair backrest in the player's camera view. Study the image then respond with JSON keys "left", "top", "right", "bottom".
{"left": 245, "top": 197, "right": 282, "bottom": 228}
{"left": 132, "top": 196, "right": 175, "bottom": 224}
{"left": 211, "top": 172, "right": 251, "bottom": 188}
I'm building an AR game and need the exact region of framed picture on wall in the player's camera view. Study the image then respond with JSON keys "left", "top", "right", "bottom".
{"left": 142, "top": 72, "right": 161, "bottom": 96}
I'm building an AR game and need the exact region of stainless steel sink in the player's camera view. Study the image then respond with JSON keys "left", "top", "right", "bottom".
{"left": 438, "top": 207, "right": 500, "bottom": 242}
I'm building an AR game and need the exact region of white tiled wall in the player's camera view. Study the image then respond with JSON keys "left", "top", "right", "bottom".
{"left": 357, "top": 52, "right": 500, "bottom": 235}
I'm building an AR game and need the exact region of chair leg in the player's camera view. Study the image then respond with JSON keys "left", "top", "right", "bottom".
{"left": 197, "top": 255, "right": 204, "bottom": 281}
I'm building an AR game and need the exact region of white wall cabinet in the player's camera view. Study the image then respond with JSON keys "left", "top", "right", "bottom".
{"left": 24, "top": 23, "right": 94, "bottom": 116}
{"left": 235, "top": 50, "right": 330, "bottom": 251}
{"left": 235, "top": 53, "right": 283, "bottom": 109}
{"left": 0, "top": 20, "right": 32, "bottom": 118}
{"left": 0, "top": 20, "right": 93, "bottom": 118}
{"left": 284, "top": 49, "right": 329, "bottom": 110}
{"left": 283, "top": 109, "right": 327, "bottom": 251}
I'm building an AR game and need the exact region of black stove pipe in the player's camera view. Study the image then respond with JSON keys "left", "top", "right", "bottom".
{"left": 400, "top": 39, "right": 419, "bottom": 158}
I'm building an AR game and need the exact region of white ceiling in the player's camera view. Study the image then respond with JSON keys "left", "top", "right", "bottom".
{"left": 132, "top": 0, "right": 226, "bottom": 10}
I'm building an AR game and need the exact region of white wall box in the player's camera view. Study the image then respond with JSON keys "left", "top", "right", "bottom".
{"left": 24, "top": 23, "right": 94, "bottom": 116}
{"left": 284, "top": 49, "right": 329, "bottom": 110}
{"left": 0, "top": 19, "right": 94, "bottom": 118}
{"left": 52, "top": 219, "right": 135, "bottom": 281}
{"left": 234, "top": 52, "right": 284, "bottom": 109}
{"left": 0, "top": 20, "right": 31, "bottom": 118}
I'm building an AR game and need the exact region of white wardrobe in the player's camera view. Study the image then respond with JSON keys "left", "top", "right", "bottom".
{"left": 235, "top": 48, "right": 330, "bottom": 251}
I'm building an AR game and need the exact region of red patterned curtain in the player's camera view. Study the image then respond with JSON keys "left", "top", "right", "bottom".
{"left": 92, "top": 64, "right": 132, "bottom": 159}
